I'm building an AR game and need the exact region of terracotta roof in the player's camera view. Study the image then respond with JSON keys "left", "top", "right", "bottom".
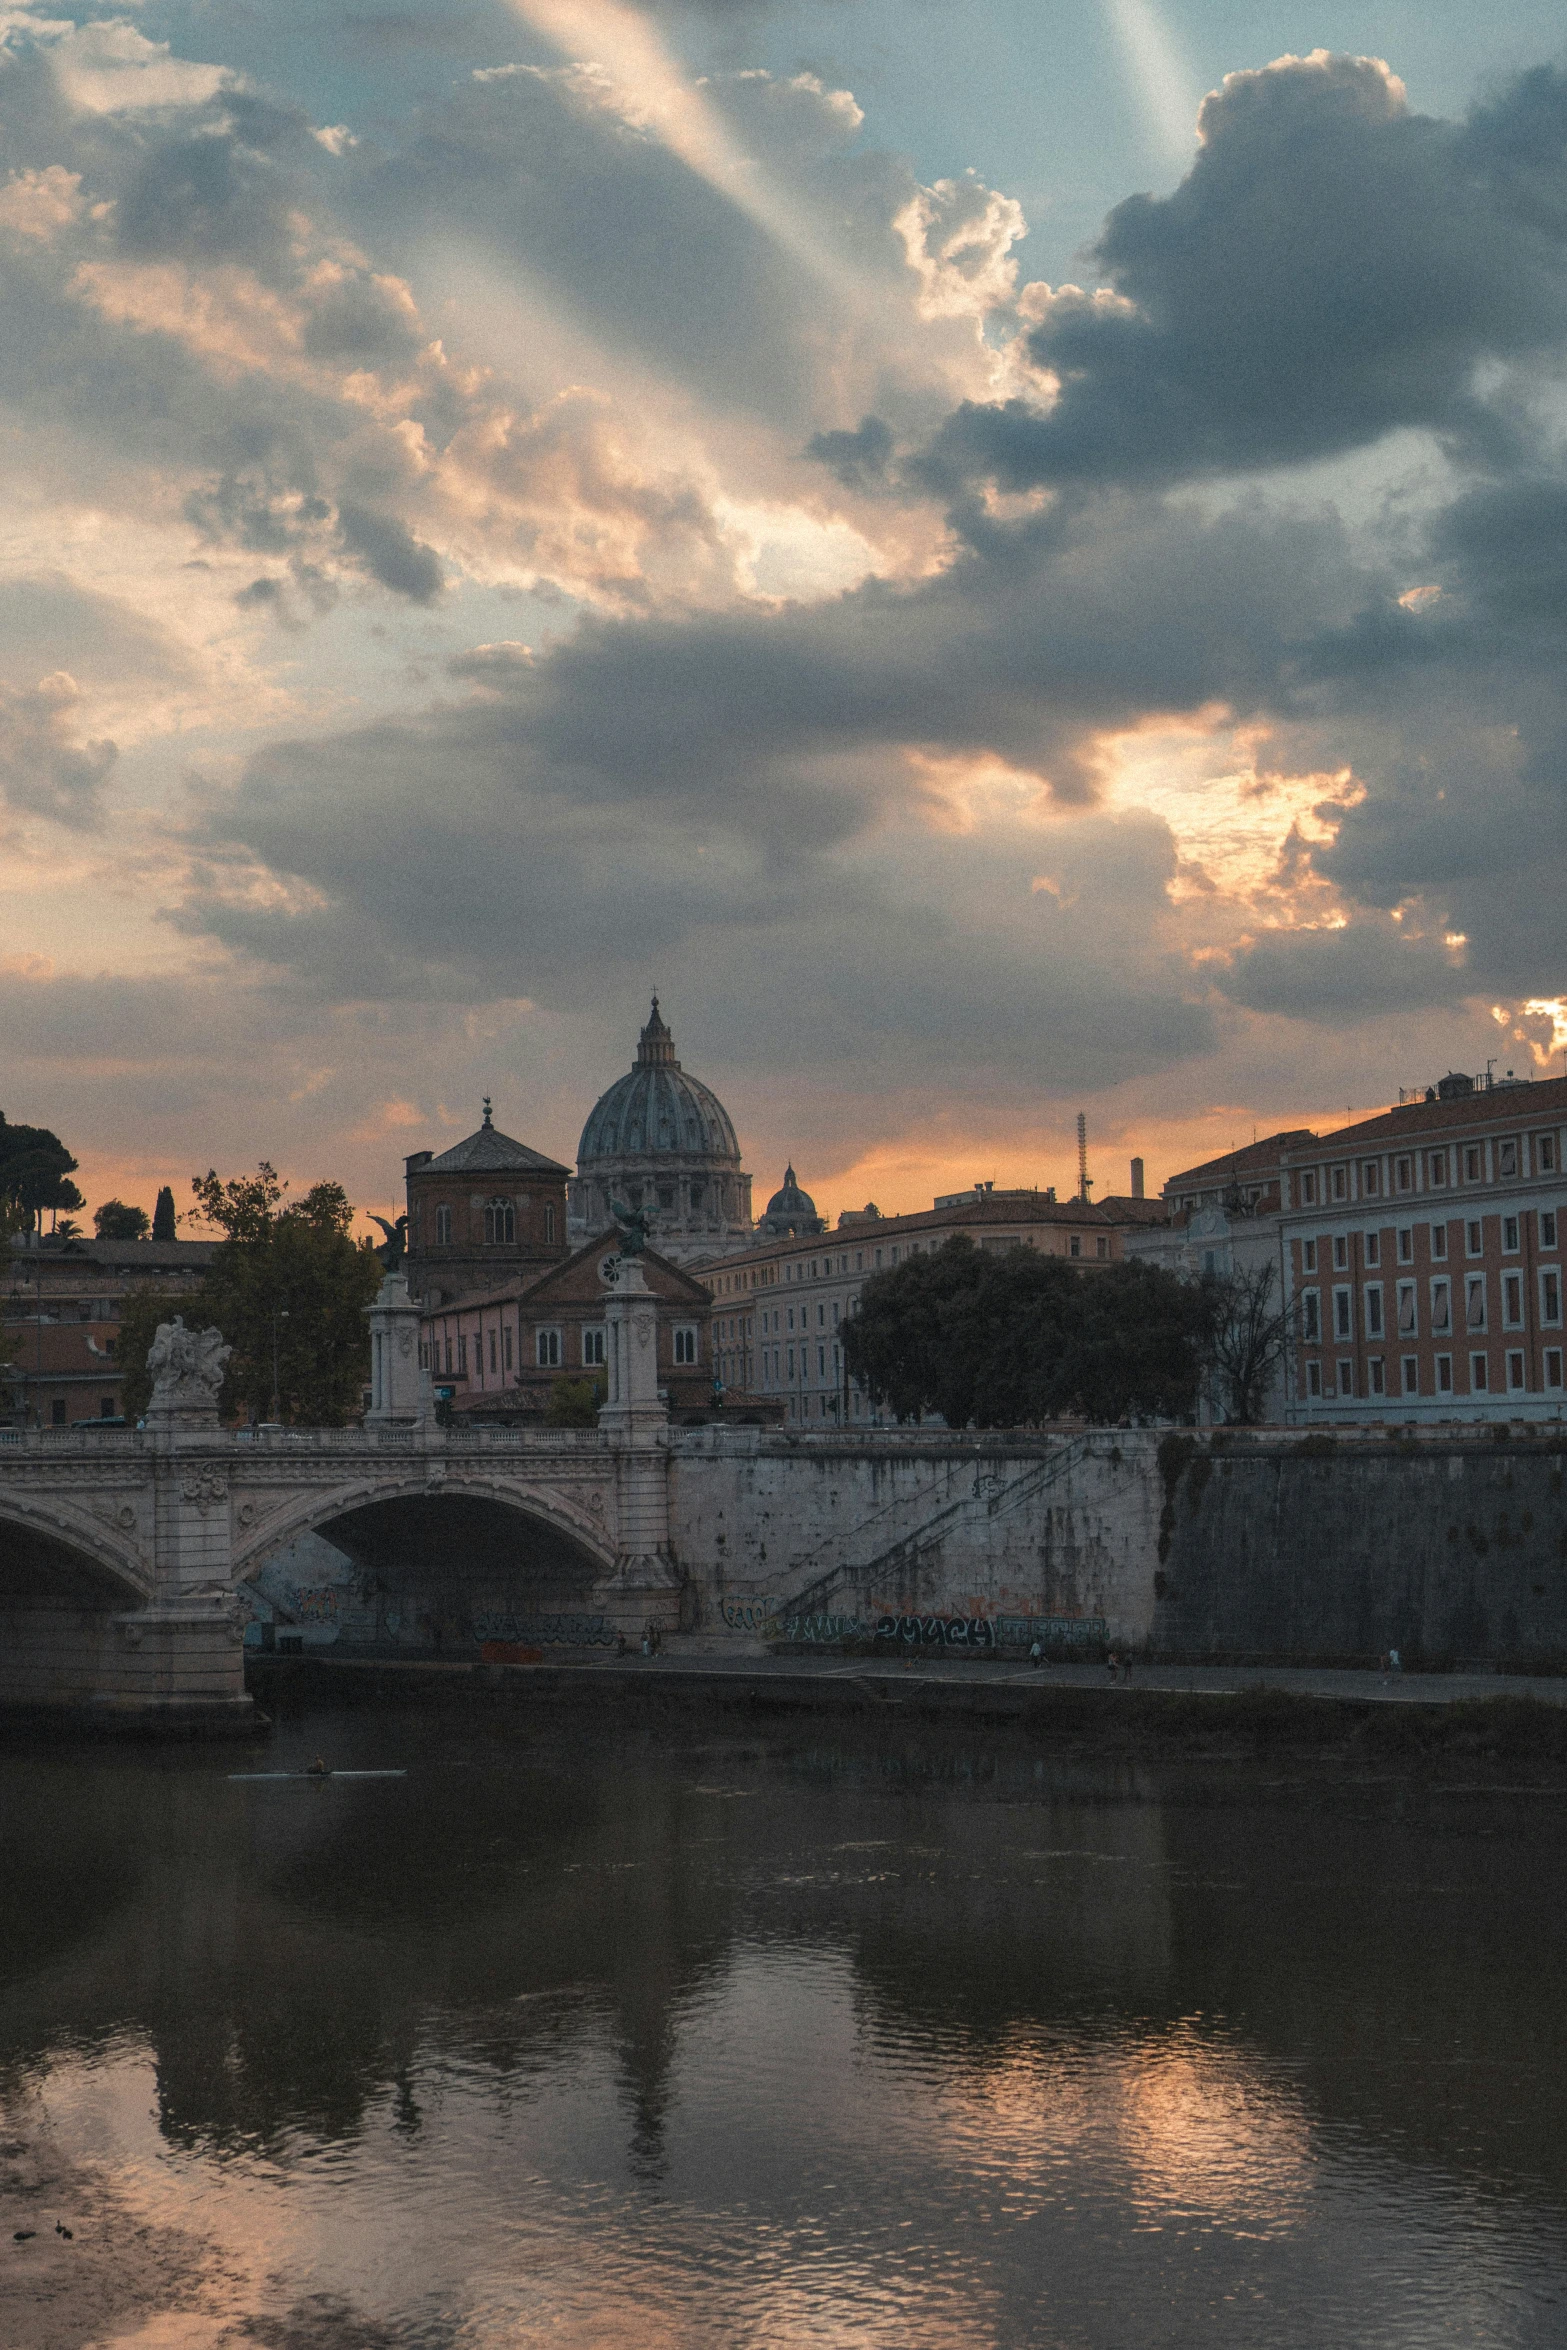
{"left": 1281, "top": 1074, "right": 1567, "bottom": 1156}
{"left": 420, "top": 1124, "right": 569, "bottom": 1178}
{"left": 1097, "top": 1195, "right": 1170, "bottom": 1225}
{"left": 416, "top": 1231, "right": 707, "bottom": 1314}
{"left": 1163, "top": 1131, "right": 1315, "bottom": 1193}
{"left": 7, "top": 1236, "right": 219, "bottom": 1271}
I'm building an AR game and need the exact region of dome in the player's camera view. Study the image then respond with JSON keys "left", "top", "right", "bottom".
{"left": 576, "top": 998, "right": 740, "bottom": 1168}
{"left": 568, "top": 998, "right": 754, "bottom": 1265}
{"left": 760, "top": 1163, "right": 825, "bottom": 1238}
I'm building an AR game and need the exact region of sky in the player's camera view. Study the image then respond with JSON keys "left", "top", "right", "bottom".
{"left": 3, "top": 0, "right": 1567, "bottom": 1231}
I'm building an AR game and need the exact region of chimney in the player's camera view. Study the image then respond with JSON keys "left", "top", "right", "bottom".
{"left": 1130, "top": 1157, "right": 1145, "bottom": 1200}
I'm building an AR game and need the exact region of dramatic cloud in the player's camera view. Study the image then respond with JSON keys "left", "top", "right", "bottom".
{"left": 924, "top": 53, "right": 1567, "bottom": 490}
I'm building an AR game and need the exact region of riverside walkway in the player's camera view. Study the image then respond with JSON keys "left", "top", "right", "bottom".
{"left": 259, "top": 1648, "right": 1567, "bottom": 1711}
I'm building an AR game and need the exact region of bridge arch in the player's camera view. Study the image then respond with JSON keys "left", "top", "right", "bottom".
{"left": 230, "top": 1470, "right": 617, "bottom": 1588}
{"left": 0, "top": 1492, "right": 153, "bottom": 1605}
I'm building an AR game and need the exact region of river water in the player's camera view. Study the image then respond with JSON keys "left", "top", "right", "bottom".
{"left": 4, "top": 1705, "right": 1566, "bottom": 2349}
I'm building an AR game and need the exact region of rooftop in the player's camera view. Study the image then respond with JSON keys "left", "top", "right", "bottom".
{"left": 418, "top": 1098, "right": 570, "bottom": 1180}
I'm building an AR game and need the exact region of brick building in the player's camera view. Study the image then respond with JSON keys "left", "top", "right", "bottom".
{"left": 418, "top": 1232, "right": 723, "bottom": 1423}
{"left": 403, "top": 1100, "right": 570, "bottom": 1309}
{"left": 1279, "top": 1073, "right": 1566, "bottom": 1423}
{"left": 3, "top": 1233, "right": 219, "bottom": 1428}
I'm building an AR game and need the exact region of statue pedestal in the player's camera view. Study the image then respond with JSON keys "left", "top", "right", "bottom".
{"left": 365, "top": 1272, "right": 432, "bottom": 1427}
{"left": 598, "top": 1256, "right": 678, "bottom": 1616}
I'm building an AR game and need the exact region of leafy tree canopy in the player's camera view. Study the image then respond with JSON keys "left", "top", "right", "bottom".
{"left": 94, "top": 1200, "right": 151, "bottom": 1240}
{"left": 120, "top": 1166, "right": 379, "bottom": 1424}
{"left": 0, "top": 1112, "right": 81, "bottom": 1232}
{"left": 841, "top": 1236, "right": 1207, "bottom": 1428}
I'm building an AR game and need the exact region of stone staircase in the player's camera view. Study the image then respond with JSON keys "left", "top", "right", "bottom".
{"left": 756, "top": 1436, "right": 1092, "bottom": 1625}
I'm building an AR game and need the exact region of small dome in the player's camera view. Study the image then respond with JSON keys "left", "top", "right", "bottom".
{"left": 761, "top": 1162, "right": 825, "bottom": 1237}
{"left": 766, "top": 1164, "right": 817, "bottom": 1220}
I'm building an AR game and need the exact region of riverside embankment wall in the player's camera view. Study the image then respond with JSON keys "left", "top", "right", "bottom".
{"left": 666, "top": 1425, "right": 1567, "bottom": 1667}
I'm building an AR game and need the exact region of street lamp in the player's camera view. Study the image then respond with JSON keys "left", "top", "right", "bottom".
{"left": 270, "top": 1298, "right": 289, "bottom": 1423}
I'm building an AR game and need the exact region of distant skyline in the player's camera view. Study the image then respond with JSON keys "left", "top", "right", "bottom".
{"left": 3, "top": 1, "right": 1567, "bottom": 1231}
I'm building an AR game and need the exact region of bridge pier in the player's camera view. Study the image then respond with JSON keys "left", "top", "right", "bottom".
{"left": 597, "top": 1257, "right": 681, "bottom": 1634}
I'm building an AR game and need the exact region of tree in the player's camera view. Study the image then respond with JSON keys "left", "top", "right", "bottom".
{"left": 151, "top": 1186, "right": 177, "bottom": 1240}
{"left": 0, "top": 1113, "right": 81, "bottom": 1234}
{"left": 95, "top": 1200, "right": 151, "bottom": 1241}
{"left": 184, "top": 1166, "right": 381, "bottom": 1424}
{"left": 842, "top": 1237, "right": 1206, "bottom": 1428}
{"left": 1199, "top": 1260, "right": 1296, "bottom": 1425}
{"left": 546, "top": 1375, "right": 604, "bottom": 1427}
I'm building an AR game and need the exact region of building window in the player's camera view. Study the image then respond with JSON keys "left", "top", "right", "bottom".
{"left": 1401, "top": 1356, "right": 1419, "bottom": 1396}
{"left": 1337, "top": 1360, "right": 1355, "bottom": 1398}
{"left": 831, "top": 1301, "right": 840, "bottom": 1325}
{"left": 787, "top": 1347, "right": 795, "bottom": 1378}
{"left": 1431, "top": 1223, "right": 1448, "bottom": 1260}
{"left": 1364, "top": 1232, "right": 1381, "bottom": 1268}
{"left": 1363, "top": 1163, "right": 1380, "bottom": 1196}
{"left": 1369, "top": 1358, "right": 1386, "bottom": 1395}
{"left": 1431, "top": 1278, "right": 1452, "bottom": 1334}
{"left": 488, "top": 1329, "right": 497, "bottom": 1373}
{"left": 1466, "top": 1220, "right": 1484, "bottom": 1256}
{"left": 1070, "top": 1236, "right": 1082, "bottom": 1259}
{"left": 1303, "top": 1239, "right": 1317, "bottom": 1273}
{"left": 1471, "top": 1352, "right": 1489, "bottom": 1393}
{"left": 1096, "top": 1236, "right": 1109, "bottom": 1259}
{"left": 1333, "top": 1235, "right": 1349, "bottom": 1271}
{"left": 504, "top": 1324, "right": 513, "bottom": 1371}
{"left": 1333, "top": 1287, "right": 1353, "bottom": 1340}
{"left": 1365, "top": 1284, "right": 1384, "bottom": 1338}
{"left": 1503, "top": 1272, "right": 1524, "bottom": 1327}
{"left": 1396, "top": 1156, "right": 1412, "bottom": 1192}
{"left": 1395, "top": 1228, "right": 1412, "bottom": 1264}
{"left": 536, "top": 1327, "right": 562, "bottom": 1368}
{"left": 1397, "top": 1282, "right": 1417, "bottom": 1336}
{"left": 1436, "top": 1354, "right": 1453, "bottom": 1393}
{"left": 1542, "top": 1270, "right": 1562, "bottom": 1326}
{"left": 582, "top": 1326, "right": 606, "bottom": 1367}
{"left": 419, "top": 1343, "right": 429, "bottom": 1370}
{"left": 1503, "top": 1216, "right": 1521, "bottom": 1253}
{"left": 484, "top": 1199, "right": 515, "bottom": 1245}
{"left": 1542, "top": 1211, "right": 1558, "bottom": 1251}
{"left": 1332, "top": 1166, "right": 1348, "bottom": 1201}
{"left": 1302, "top": 1291, "right": 1321, "bottom": 1342}
{"left": 1546, "top": 1348, "right": 1564, "bottom": 1390}
{"left": 817, "top": 1346, "right": 826, "bottom": 1377}
{"left": 1307, "top": 1359, "right": 1323, "bottom": 1398}
{"left": 51, "top": 1399, "right": 66, "bottom": 1427}
{"left": 1537, "top": 1135, "right": 1557, "bottom": 1174}
{"left": 1429, "top": 1153, "right": 1447, "bottom": 1187}
{"left": 458, "top": 1336, "right": 468, "bottom": 1374}
{"left": 673, "top": 1326, "right": 698, "bottom": 1366}
{"left": 1498, "top": 1138, "right": 1518, "bottom": 1179}
{"left": 1507, "top": 1350, "right": 1527, "bottom": 1392}
{"left": 435, "top": 1204, "right": 453, "bottom": 1245}
{"left": 1466, "top": 1275, "right": 1487, "bottom": 1331}
{"left": 1464, "top": 1145, "right": 1483, "bottom": 1182}
{"left": 1301, "top": 1171, "right": 1318, "bottom": 1205}
{"left": 544, "top": 1204, "right": 556, "bottom": 1244}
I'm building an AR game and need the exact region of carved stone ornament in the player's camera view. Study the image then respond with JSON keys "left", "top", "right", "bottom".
{"left": 146, "top": 1317, "right": 231, "bottom": 1414}
{"left": 635, "top": 1311, "right": 654, "bottom": 1350}
{"left": 236, "top": 1500, "right": 257, "bottom": 1528}
{"left": 116, "top": 1504, "right": 137, "bottom": 1530}
{"left": 180, "top": 1470, "right": 229, "bottom": 1517}
{"left": 398, "top": 1328, "right": 415, "bottom": 1359}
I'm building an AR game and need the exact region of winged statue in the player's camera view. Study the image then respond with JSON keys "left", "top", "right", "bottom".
{"left": 370, "top": 1213, "right": 407, "bottom": 1271}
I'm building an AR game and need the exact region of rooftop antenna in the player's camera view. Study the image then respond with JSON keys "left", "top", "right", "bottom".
{"left": 1076, "top": 1112, "right": 1092, "bottom": 1203}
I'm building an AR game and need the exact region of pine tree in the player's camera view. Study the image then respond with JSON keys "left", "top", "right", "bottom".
{"left": 152, "top": 1185, "right": 177, "bottom": 1241}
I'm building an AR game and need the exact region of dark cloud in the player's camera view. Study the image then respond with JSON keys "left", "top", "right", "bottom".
{"left": 0, "top": 673, "right": 116, "bottom": 828}
{"left": 335, "top": 503, "right": 444, "bottom": 602}
{"left": 922, "top": 52, "right": 1567, "bottom": 493}
{"left": 1215, "top": 918, "right": 1467, "bottom": 1022}
{"left": 805, "top": 413, "right": 893, "bottom": 490}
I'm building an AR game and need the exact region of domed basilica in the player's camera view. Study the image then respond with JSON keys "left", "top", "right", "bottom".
{"left": 567, "top": 999, "right": 755, "bottom": 1264}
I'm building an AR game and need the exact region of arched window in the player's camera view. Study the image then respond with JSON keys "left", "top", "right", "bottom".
{"left": 435, "top": 1204, "right": 453, "bottom": 1246}
{"left": 484, "top": 1199, "right": 515, "bottom": 1245}
{"left": 544, "top": 1203, "right": 556, "bottom": 1243}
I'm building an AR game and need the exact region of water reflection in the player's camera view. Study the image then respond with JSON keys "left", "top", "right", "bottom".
{"left": 3, "top": 1715, "right": 1566, "bottom": 2347}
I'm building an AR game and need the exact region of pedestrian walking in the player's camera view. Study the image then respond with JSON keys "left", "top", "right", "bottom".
{"left": 1029, "top": 1640, "right": 1043, "bottom": 1670}
{"left": 1106, "top": 1649, "right": 1119, "bottom": 1680}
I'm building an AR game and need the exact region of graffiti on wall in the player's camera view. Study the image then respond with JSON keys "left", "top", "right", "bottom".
{"left": 470, "top": 1610, "right": 617, "bottom": 1649}
{"left": 776, "top": 1610, "right": 1108, "bottom": 1649}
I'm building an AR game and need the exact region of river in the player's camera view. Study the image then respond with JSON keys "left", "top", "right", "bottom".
{"left": 3, "top": 1705, "right": 1565, "bottom": 2348}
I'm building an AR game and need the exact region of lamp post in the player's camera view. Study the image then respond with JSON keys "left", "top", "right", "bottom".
{"left": 270, "top": 1298, "right": 289, "bottom": 1423}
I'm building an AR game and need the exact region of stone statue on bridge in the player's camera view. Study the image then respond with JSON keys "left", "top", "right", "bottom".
{"left": 146, "top": 1317, "right": 231, "bottom": 1423}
